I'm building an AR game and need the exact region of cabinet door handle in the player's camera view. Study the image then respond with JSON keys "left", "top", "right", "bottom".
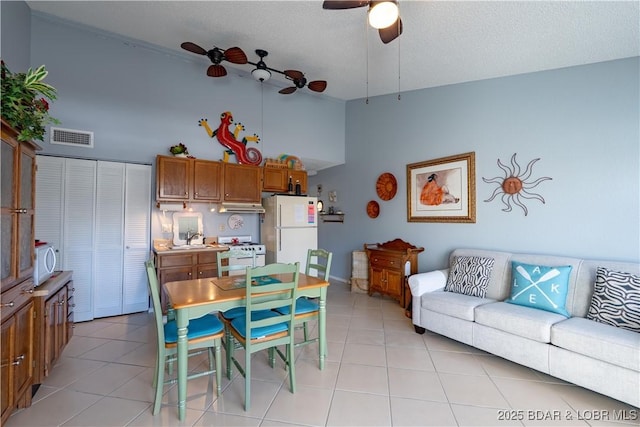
{"left": 12, "top": 354, "right": 25, "bottom": 366}
{"left": 1, "top": 301, "right": 15, "bottom": 308}
{"left": 12, "top": 208, "right": 27, "bottom": 214}
{"left": 21, "top": 288, "right": 34, "bottom": 294}
{"left": 58, "top": 301, "right": 65, "bottom": 306}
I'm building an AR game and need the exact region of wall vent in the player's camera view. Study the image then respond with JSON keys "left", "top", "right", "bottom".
{"left": 50, "top": 127, "right": 94, "bottom": 148}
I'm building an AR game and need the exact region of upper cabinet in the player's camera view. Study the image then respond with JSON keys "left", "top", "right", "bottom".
{"left": 262, "top": 168, "right": 307, "bottom": 194}
{"left": 222, "top": 163, "right": 261, "bottom": 203}
{"left": 156, "top": 155, "right": 222, "bottom": 203}
{"left": 156, "top": 155, "right": 307, "bottom": 204}
{"left": 1, "top": 120, "right": 40, "bottom": 293}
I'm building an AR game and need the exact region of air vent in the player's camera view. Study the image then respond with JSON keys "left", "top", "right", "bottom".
{"left": 50, "top": 127, "right": 94, "bottom": 148}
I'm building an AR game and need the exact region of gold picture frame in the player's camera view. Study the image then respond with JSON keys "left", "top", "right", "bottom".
{"left": 407, "top": 152, "right": 476, "bottom": 223}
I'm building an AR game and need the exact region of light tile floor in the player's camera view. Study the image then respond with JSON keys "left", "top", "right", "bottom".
{"left": 7, "top": 282, "right": 638, "bottom": 427}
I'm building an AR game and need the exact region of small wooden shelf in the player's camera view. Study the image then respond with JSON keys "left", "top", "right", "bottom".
{"left": 319, "top": 213, "right": 344, "bottom": 223}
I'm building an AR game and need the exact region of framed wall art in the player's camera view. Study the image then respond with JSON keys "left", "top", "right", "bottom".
{"left": 406, "top": 152, "right": 476, "bottom": 223}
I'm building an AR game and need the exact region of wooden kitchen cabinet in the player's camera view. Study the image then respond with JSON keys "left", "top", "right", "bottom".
{"left": 1, "top": 281, "right": 35, "bottom": 425}
{"left": 364, "top": 239, "right": 424, "bottom": 307}
{"left": 156, "top": 155, "right": 223, "bottom": 202}
{"left": 154, "top": 250, "right": 220, "bottom": 313}
{"left": 222, "top": 163, "right": 261, "bottom": 203}
{"left": 262, "top": 168, "right": 307, "bottom": 194}
{"left": 32, "top": 271, "right": 74, "bottom": 385}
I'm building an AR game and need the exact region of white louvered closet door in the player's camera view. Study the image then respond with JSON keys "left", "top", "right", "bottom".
{"left": 63, "top": 159, "right": 96, "bottom": 322}
{"left": 94, "top": 161, "right": 125, "bottom": 318}
{"left": 35, "top": 156, "right": 65, "bottom": 269}
{"left": 122, "top": 163, "right": 151, "bottom": 314}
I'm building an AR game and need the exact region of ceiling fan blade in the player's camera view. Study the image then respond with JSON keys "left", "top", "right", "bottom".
{"left": 308, "top": 80, "right": 327, "bottom": 93}
{"left": 379, "top": 17, "right": 403, "bottom": 44}
{"left": 322, "top": 0, "right": 369, "bottom": 9}
{"left": 223, "top": 47, "right": 248, "bottom": 64}
{"left": 284, "top": 70, "right": 304, "bottom": 80}
{"left": 207, "top": 64, "right": 227, "bottom": 77}
{"left": 181, "top": 42, "right": 207, "bottom": 55}
{"left": 279, "top": 87, "right": 297, "bottom": 95}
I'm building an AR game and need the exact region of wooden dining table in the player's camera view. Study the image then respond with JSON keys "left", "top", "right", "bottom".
{"left": 163, "top": 272, "right": 330, "bottom": 421}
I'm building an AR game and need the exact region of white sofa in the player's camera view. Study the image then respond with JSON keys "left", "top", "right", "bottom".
{"left": 409, "top": 248, "right": 640, "bottom": 408}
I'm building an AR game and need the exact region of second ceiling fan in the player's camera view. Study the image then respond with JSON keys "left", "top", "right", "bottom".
{"left": 248, "top": 49, "right": 327, "bottom": 95}
{"left": 322, "top": 0, "right": 403, "bottom": 44}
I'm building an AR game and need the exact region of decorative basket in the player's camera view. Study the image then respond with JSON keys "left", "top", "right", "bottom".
{"left": 264, "top": 158, "right": 289, "bottom": 169}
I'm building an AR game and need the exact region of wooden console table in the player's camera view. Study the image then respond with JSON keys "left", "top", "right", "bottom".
{"left": 364, "top": 238, "right": 424, "bottom": 307}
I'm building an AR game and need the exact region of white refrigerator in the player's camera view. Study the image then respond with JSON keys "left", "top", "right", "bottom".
{"left": 261, "top": 195, "right": 318, "bottom": 272}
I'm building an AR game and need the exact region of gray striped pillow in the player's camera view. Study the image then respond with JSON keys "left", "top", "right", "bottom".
{"left": 587, "top": 267, "right": 640, "bottom": 332}
{"left": 445, "top": 256, "right": 495, "bottom": 298}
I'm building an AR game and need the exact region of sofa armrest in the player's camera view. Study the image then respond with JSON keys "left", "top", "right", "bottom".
{"left": 408, "top": 269, "right": 449, "bottom": 327}
{"left": 408, "top": 269, "right": 449, "bottom": 296}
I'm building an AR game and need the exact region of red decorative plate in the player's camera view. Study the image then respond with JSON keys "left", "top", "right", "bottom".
{"left": 376, "top": 172, "right": 397, "bottom": 201}
{"left": 367, "top": 200, "right": 380, "bottom": 218}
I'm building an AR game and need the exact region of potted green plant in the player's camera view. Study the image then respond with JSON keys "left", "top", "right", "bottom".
{"left": 1, "top": 61, "right": 59, "bottom": 142}
{"left": 169, "top": 142, "right": 190, "bottom": 157}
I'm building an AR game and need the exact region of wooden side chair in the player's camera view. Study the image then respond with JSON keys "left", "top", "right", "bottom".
{"left": 227, "top": 262, "right": 300, "bottom": 411}
{"left": 275, "top": 248, "right": 332, "bottom": 349}
{"left": 145, "top": 260, "right": 224, "bottom": 415}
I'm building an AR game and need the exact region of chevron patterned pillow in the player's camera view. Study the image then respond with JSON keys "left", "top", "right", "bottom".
{"left": 587, "top": 267, "right": 640, "bottom": 332}
{"left": 445, "top": 256, "right": 495, "bottom": 298}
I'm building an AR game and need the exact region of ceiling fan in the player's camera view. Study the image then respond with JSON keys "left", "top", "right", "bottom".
{"left": 248, "top": 49, "right": 328, "bottom": 95}
{"left": 180, "top": 42, "right": 248, "bottom": 77}
{"left": 322, "top": 0, "right": 403, "bottom": 44}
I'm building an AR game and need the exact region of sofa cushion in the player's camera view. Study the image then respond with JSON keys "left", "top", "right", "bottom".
{"left": 506, "top": 262, "right": 572, "bottom": 317}
{"left": 551, "top": 317, "right": 640, "bottom": 372}
{"left": 445, "top": 256, "right": 495, "bottom": 298}
{"left": 421, "top": 290, "right": 495, "bottom": 321}
{"left": 587, "top": 267, "right": 640, "bottom": 333}
{"left": 475, "top": 301, "right": 567, "bottom": 343}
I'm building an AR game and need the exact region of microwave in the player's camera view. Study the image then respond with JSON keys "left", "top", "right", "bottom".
{"left": 34, "top": 244, "right": 57, "bottom": 286}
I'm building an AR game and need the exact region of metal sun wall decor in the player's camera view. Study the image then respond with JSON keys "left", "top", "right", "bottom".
{"left": 198, "top": 111, "right": 262, "bottom": 165}
{"left": 482, "top": 153, "right": 552, "bottom": 216}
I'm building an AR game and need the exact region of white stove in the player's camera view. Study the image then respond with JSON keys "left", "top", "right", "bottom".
{"left": 218, "top": 235, "right": 266, "bottom": 274}
{"left": 218, "top": 235, "right": 266, "bottom": 255}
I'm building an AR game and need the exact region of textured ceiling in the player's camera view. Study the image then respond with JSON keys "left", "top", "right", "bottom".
{"left": 27, "top": 1, "right": 640, "bottom": 101}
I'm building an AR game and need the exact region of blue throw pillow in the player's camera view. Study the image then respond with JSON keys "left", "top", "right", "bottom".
{"left": 506, "top": 261, "right": 572, "bottom": 317}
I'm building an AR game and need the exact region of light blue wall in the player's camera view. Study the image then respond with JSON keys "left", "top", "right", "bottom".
{"left": 24, "top": 11, "right": 345, "bottom": 243}
{"left": 311, "top": 58, "right": 640, "bottom": 280}
{"left": 1, "top": 0, "right": 30, "bottom": 71}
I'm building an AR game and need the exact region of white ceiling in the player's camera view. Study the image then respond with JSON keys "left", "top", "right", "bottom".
{"left": 27, "top": 1, "right": 639, "bottom": 101}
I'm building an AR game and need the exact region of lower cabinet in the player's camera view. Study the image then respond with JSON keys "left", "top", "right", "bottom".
{"left": 154, "top": 251, "right": 219, "bottom": 313}
{"left": 33, "top": 271, "right": 74, "bottom": 386}
{"left": 1, "top": 281, "right": 35, "bottom": 425}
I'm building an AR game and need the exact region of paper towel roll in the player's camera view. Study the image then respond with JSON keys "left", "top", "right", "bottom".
{"left": 158, "top": 202, "right": 184, "bottom": 211}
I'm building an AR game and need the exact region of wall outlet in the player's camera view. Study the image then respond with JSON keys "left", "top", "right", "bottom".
{"left": 162, "top": 223, "right": 172, "bottom": 233}
{"left": 219, "top": 224, "right": 225, "bottom": 231}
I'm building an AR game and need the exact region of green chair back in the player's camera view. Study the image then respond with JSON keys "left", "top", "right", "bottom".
{"left": 217, "top": 248, "right": 256, "bottom": 277}
{"left": 305, "top": 248, "right": 332, "bottom": 281}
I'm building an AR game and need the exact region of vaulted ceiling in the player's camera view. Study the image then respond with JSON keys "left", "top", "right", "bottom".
{"left": 27, "top": 1, "right": 640, "bottom": 101}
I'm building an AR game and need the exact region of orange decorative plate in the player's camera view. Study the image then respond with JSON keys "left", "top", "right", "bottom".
{"left": 367, "top": 200, "right": 380, "bottom": 218}
{"left": 376, "top": 172, "right": 397, "bottom": 201}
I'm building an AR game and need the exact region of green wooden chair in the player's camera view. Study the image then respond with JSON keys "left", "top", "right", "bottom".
{"left": 145, "top": 260, "right": 224, "bottom": 415}
{"left": 216, "top": 248, "right": 257, "bottom": 378}
{"left": 227, "top": 262, "right": 300, "bottom": 411}
{"left": 275, "top": 248, "right": 332, "bottom": 349}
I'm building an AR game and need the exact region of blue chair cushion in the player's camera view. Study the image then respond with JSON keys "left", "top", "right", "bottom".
{"left": 274, "top": 297, "right": 319, "bottom": 315}
{"left": 230, "top": 310, "right": 288, "bottom": 339}
{"left": 220, "top": 306, "right": 246, "bottom": 320}
{"left": 164, "top": 314, "right": 224, "bottom": 344}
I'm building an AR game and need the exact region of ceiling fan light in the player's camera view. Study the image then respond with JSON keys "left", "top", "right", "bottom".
{"left": 252, "top": 68, "right": 271, "bottom": 82}
{"left": 368, "top": 1, "right": 399, "bottom": 29}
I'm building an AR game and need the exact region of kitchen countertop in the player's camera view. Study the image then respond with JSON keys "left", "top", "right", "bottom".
{"left": 153, "top": 243, "right": 230, "bottom": 253}
{"left": 33, "top": 270, "right": 73, "bottom": 297}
